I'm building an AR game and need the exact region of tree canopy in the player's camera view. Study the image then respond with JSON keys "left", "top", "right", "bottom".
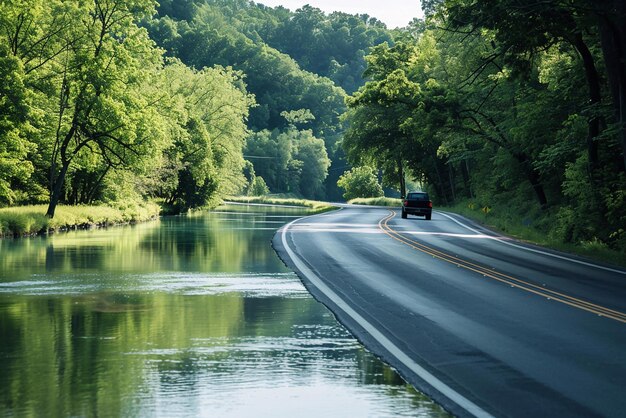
{"left": 343, "top": 1, "right": 626, "bottom": 251}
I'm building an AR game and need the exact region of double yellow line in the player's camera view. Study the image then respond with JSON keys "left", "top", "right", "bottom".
{"left": 379, "top": 211, "right": 626, "bottom": 324}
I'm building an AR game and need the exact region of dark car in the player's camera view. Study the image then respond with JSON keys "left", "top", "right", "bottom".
{"left": 401, "top": 191, "right": 432, "bottom": 220}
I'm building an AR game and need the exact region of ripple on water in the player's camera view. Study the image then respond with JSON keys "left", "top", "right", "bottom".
{"left": 0, "top": 272, "right": 309, "bottom": 298}
{"left": 128, "top": 334, "right": 443, "bottom": 418}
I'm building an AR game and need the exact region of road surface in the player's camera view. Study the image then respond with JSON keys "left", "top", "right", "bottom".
{"left": 272, "top": 206, "right": 626, "bottom": 417}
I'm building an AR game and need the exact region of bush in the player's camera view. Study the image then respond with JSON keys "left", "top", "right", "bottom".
{"left": 337, "top": 166, "right": 384, "bottom": 201}
{"left": 348, "top": 197, "right": 402, "bottom": 207}
{"left": 248, "top": 176, "right": 270, "bottom": 196}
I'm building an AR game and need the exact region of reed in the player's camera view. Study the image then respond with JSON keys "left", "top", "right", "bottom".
{"left": 0, "top": 202, "right": 160, "bottom": 237}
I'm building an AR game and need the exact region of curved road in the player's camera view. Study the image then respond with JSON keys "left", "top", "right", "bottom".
{"left": 272, "top": 206, "right": 626, "bottom": 417}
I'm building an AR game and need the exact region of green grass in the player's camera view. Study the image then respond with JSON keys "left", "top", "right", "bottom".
{"left": 443, "top": 200, "right": 626, "bottom": 268}
{"left": 224, "top": 196, "right": 337, "bottom": 214}
{"left": 348, "top": 197, "right": 402, "bottom": 207}
{"left": 0, "top": 202, "right": 161, "bottom": 237}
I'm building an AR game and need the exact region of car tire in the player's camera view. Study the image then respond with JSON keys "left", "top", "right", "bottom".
{"left": 401, "top": 210, "right": 407, "bottom": 219}
{"left": 425, "top": 214, "right": 431, "bottom": 220}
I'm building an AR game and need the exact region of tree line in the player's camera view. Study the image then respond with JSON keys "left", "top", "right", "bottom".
{"left": 147, "top": 0, "right": 394, "bottom": 200}
{"left": 344, "top": 0, "right": 626, "bottom": 251}
{"left": 0, "top": 0, "right": 253, "bottom": 216}
{"left": 1, "top": 0, "right": 394, "bottom": 211}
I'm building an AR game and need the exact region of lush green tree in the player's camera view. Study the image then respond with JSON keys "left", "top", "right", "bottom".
{"left": 146, "top": 1, "right": 392, "bottom": 199}
{"left": 293, "top": 129, "right": 331, "bottom": 199}
{"left": 343, "top": 41, "right": 430, "bottom": 198}
{"left": 244, "top": 129, "right": 292, "bottom": 193}
{"left": 421, "top": 0, "right": 626, "bottom": 248}
{"left": 337, "top": 166, "right": 383, "bottom": 200}
{"left": 244, "top": 127, "right": 329, "bottom": 199}
{"left": 248, "top": 176, "right": 269, "bottom": 196}
{"left": 10, "top": 0, "right": 166, "bottom": 217}
{"left": 434, "top": 0, "right": 625, "bottom": 174}
{"left": 0, "top": 44, "right": 34, "bottom": 205}
{"left": 143, "top": 61, "right": 253, "bottom": 210}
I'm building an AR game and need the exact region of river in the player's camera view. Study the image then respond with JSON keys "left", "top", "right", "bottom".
{"left": 0, "top": 204, "right": 449, "bottom": 417}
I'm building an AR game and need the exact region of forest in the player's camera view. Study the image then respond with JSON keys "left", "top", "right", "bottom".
{"left": 0, "top": 0, "right": 625, "bottom": 253}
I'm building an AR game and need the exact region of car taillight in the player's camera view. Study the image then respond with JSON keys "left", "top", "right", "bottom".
{"left": 403, "top": 200, "right": 408, "bottom": 206}
{"left": 428, "top": 201, "right": 433, "bottom": 208}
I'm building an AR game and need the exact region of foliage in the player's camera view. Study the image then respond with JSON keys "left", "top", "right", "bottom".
{"left": 225, "top": 195, "right": 336, "bottom": 214}
{"left": 151, "top": 61, "right": 253, "bottom": 211}
{"left": 145, "top": 0, "right": 365, "bottom": 200}
{"left": 342, "top": 2, "right": 626, "bottom": 255}
{"left": 244, "top": 127, "right": 330, "bottom": 200}
{"left": 0, "top": 0, "right": 255, "bottom": 217}
{"left": 348, "top": 197, "right": 402, "bottom": 207}
{"left": 0, "top": 43, "right": 34, "bottom": 205}
{"left": 337, "top": 166, "right": 384, "bottom": 200}
{"left": 248, "top": 176, "right": 269, "bottom": 196}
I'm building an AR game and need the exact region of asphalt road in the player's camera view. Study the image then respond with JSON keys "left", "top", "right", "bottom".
{"left": 272, "top": 206, "right": 626, "bottom": 418}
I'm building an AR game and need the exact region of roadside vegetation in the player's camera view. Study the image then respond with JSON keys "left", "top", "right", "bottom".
{"left": 343, "top": 1, "right": 626, "bottom": 259}
{"left": 348, "top": 197, "right": 402, "bottom": 207}
{"left": 443, "top": 200, "right": 626, "bottom": 268}
{"left": 0, "top": 203, "right": 160, "bottom": 237}
{"left": 225, "top": 196, "right": 336, "bottom": 214}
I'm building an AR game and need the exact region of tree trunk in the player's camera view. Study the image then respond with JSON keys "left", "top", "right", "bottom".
{"left": 448, "top": 164, "right": 456, "bottom": 201}
{"left": 598, "top": 7, "right": 626, "bottom": 171}
{"left": 46, "top": 162, "right": 70, "bottom": 218}
{"left": 572, "top": 33, "right": 601, "bottom": 171}
{"left": 433, "top": 159, "right": 449, "bottom": 205}
{"left": 527, "top": 167, "right": 548, "bottom": 209}
{"left": 398, "top": 158, "right": 406, "bottom": 198}
{"left": 515, "top": 153, "right": 548, "bottom": 209}
{"left": 462, "top": 159, "right": 473, "bottom": 199}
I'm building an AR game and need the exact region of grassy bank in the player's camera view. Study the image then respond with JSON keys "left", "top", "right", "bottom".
{"left": 348, "top": 197, "right": 402, "bottom": 207}
{"left": 225, "top": 196, "right": 336, "bottom": 214}
{"left": 443, "top": 200, "right": 626, "bottom": 268}
{"left": 0, "top": 201, "right": 161, "bottom": 237}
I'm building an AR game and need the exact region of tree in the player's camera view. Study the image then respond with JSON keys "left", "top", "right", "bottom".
{"left": 293, "top": 129, "right": 331, "bottom": 199}
{"left": 151, "top": 61, "right": 253, "bottom": 210}
{"left": 436, "top": 0, "right": 625, "bottom": 173}
{"left": 21, "top": 0, "right": 165, "bottom": 217}
{"left": 0, "top": 44, "right": 34, "bottom": 205}
{"left": 343, "top": 41, "right": 429, "bottom": 198}
{"left": 337, "top": 166, "right": 383, "bottom": 200}
{"left": 248, "top": 176, "right": 269, "bottom": 196}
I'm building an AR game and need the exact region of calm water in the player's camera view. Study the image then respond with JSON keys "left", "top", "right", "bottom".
{"left": 0, "top": 204, "right": 449, "bottom": 417}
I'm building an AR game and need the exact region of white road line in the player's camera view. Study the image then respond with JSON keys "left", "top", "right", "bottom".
{"left": 280, "top": 214, "right": 494, "bottom": 418}
{"left": 437, "top": 211, "right": 626, "bottom": 275}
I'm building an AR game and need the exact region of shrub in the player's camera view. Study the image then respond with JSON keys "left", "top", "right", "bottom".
{"left": 248, "top": 176, "right": 270, "bottom": 196}
{"left": 337, "top": 166, "right": 384, "bottom": 201}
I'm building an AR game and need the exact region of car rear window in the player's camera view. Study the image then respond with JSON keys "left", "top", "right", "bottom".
{"left": 407, "top": 193, "right": 428, "bottom": 200}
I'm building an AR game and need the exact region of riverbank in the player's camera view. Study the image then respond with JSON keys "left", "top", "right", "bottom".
{"left": 0, "top": 202, "right": 161, "bottom": 237}
{"left": 225, "top": 196, "right": 337, "bottom": 214}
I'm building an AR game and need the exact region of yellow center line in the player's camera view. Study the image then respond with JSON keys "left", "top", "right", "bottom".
{"left": 378, "top": 211, "right": 626, "bottom": 324}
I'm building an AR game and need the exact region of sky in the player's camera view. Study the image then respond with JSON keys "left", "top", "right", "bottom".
{"left": 255, "top": 0, "right": 424, "bottom": 29}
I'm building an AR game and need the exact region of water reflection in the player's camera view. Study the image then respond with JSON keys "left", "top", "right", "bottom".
{"left": 0, "top": 205, "right": 449, "bottom": 417}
